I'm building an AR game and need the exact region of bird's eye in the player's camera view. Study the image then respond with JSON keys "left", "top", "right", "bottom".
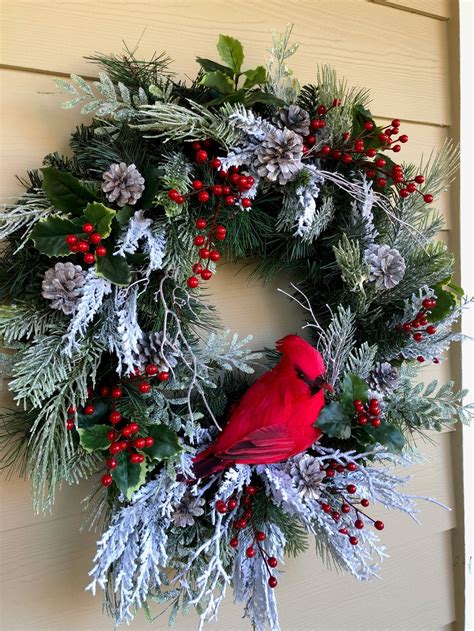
{"left": 295, "top": 368, "right": 305, "bottom": 380}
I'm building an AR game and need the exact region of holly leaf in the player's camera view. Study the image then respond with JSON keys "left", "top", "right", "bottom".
{"left": 200, "top": 71, "right": 234, "bottom": 94}
{"left": 242, "top": 66, "right": 267, "bottom": 89}
{"left": 139, "top": 168, "right": 160, "bottom": 209}
{"left": 84, "top": 202, "right": 116, "bottom": 238}
{"left": 76, "top": 398, "right": 110, "bottom": 429}
{"left": 366, "top": 424, "right": 406, "bottom": 453}
{"left": 77, "top": 424, "right": 110, "bottom": 452}
{"left": 112, "top": 451, "right": 147, "bottom": 499}
{"left": 41, "top": 166, "right": 97, "bottom": 215}
{"left": 95, "top": 250, "right": 131, "bottom": 286}
{"left": 340, "top": 373, "right": 368, "bottom": 408}
{"left": 244, "top": 90, "right": 286, "bottom": 107}
{"left": 217, "top": 34, "right": 244, "bottom": 74}
{"left": 116, "top": 204, "right": 134, "bottom": 226}
{"left": 316, "top": 402, "right": 352, "bottom": 439}
{"left": 430, "top": 279, "right": 463, "bottom": 322}
{"left": 196, "top": 57, "right": 233, "bottom": 77}
{"left": 29, "top": 215, "right": 84, "bottom": 256}
{"left": 143, "top": 424, "right": 182, "bottom": 460}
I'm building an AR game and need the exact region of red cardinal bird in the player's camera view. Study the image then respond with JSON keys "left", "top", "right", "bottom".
{"left": 192, "top": 334, "right": 330, "bottom": 479}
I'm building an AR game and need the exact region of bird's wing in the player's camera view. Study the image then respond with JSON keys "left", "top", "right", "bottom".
{"left": 216, "top": 425, "right": 295, "bottom": 463}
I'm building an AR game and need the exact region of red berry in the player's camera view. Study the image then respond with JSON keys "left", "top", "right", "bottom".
{"left": 101, "top": 473, "right": 113, "bottom": 487}
{"left": 84, "top": 253, "right": 95, "bottom": 264}
{"left": 100, "top": 386, "right": 110, "bottom": 397}
{"left": 66, "top": 420, "right": 75, "bottom": 430}
{"left": 412, "top": 318, "right": 421, "bottom": 329}
{"left": 417, "top": 356, "right": 425, "bottom": 363}
{"left": 201, "top": 269, "right": 213, "bottom": 281}
{"left": 413, "top": 332, "right": 423, "bottom": 342}
{"left": 347, "top": 484, "right": 357, "bottom": 494}
{"left": 118, "top": 440, "right": 128, "bottom": 451}
{"left": 423, "top": 194, "right": 433, "bottom": 203}
{"left": 374, "top": 520, "right": 385, "bottom": 531}
{"left": 246, "top": 546, "right": 255, "bottom": 558}
{"left": 145, "top": 363, "right": 159, "bottom": 376}
{"left": 332, "top": 149, "right": 342, "bottom": 159}
{"left": 349, "top": 536, "right": 359, "bottom": 546}
{"left": 332, "top": 511, "right": 341, "bottom": 522}
{"left": 375, "top": 158, "right": 386, "bottom": 168}
{"left": 158, "top": 371, "right": 170, "bottom": 382}
{"left": 422, "top": 297, "right": 432, "bottom": 310}
{"left": 89, "top": 233, "right": 102, "bottom": 245}
{"left": 215, "top": 500, "right": 227, "bottom": 514}
{"left": 121, "top": 425, "right": 133, "bottom": 438}
{"left": 246, "top": 485, "right": 257, "bottom": 496}
{"left": 198, "top": 247, "right": 210, "bottom": 259}
{"left": 191, "top": 141, "right": 201, "bottom": 151}
{"left": 84, "top": 405, "right": 95, "bottom": 415}
{"left": 82, "top": 222, "right": 94, "bottom": 234}
{"left": 144, "top": 436, "right": 154, "bottom": 447}
{"left": 227, "top": 498, "right": 238, "bottom": 510}
{"left": 234, "top": 518, "right": 247, "bottom": 529}
{"left": 129, "top": 422, "right": 139, "bottom": 434}
{"left": 364, "top": 121, "right": 374, "bottom": 131}
{"left": 218, "top": 170, "right": 228, "bottom": 179}
{"left": 342, "top": 154, "right": 352, "bottom": 165}
{"left": 320, "top": 145, "right": 331, "bottom": 155}
{"left": 353, "top": 399, "right": 362, "bottom": 408}
{"left": 400, "top": 189, "right": 409, "bottom": 198}
{"left": 241, "top": 198, "right": 252, "bottom": 209}
{"left": 193, "top": 263, "right": 203, "bottom": 275}
{"left": 426, "top": 325, "right": 436, "bottom": 335}
{"left": 212, "top": 184, "right": 223, "bottom": 196}
{"left": 354, "top": 140, "right": 365, "bottom": 152}
{"left": 336, "top": 464, "right": 345, "bottom": 473}
{"left": 187, "top": 276, "right": 199, "bottom": 289}
{"left": 210, "top": 158, "right": 221, "bottom": 169}
{"left": 194, "top": 235, "right": 205, "bottom": 246}
{"left": 376, "top": 178, "right": 387, "bottom": 187}
{"left": 225, "top": 195, "right": 236, "bottom": 206}
{"left": 399, "top": 135, "right": 408, "bottom": 143}
{"left": 341, "top": 503, "right": 350, "bottom": 514}
{"left": 256, "top": 531, "right": 266, "bottom": 541}
{"left": 110, "top": 411, "right": 122, "bottom": 424}
{"left": 358, "top": 415, "right": 368, "bottom": 426}
{"left": 317, "top": 104, "right": 327, "bottom": 115}
{"left": 321, "top": 503, "right": 331, "bottom": 513}
{"left": 230, "top": 537, "right": 239, "bottom": 548}
{"left": 106, "top": 457, "right": 117, "bottom": 470}
{"left": 209, "top": 250, "right": 220, "bottom": 262}
{"left": 306, "top": 135, "right": 316, "bottom": 145}
{"left": 192, "top": 180, "right": 203, "bottom": 191}
{"left": 339, "top": 527, "right": 348, "bottom": 535}
{"left": 268, "top": 576, "right": 278, "bottom": 589}
{"left": 195, "top": 150, "right": 208, "bottom": 163}
{"left": 107, "top": 430, "right": 118, "bottom": 442}
{"left": 403, "top": 323, "right": 412, "bottom": 333}
{"left": 361, "top": 499, "right": 369, "bottom": 507}
{"left": 392, "top": 144, "right": 401, "bottom": 153}
{"left": 111, "top": 387, "right": 123, "bottom": 399}
{"left": 109, "top": 442, "right": 121, "bottom": 455}
{"left": 325, "top": 468, "right": 335, "bottom": 478}
{"left": 310, "top": 119, "right": 319, "bottom": 131}
{"left": 215, "top": 226, "right": 226, "bottom": 241}
{"left": 96, "top": 246, "right": 107, "bottom": 257}
{"left": 66, "top": 234, "right": 78, "bottom": 245}
{"left": 222, "top": 186, "right": 231, "bottom": 195}
{"left": 391, "top": 119, "right": 401, "bottom": 127}
{"left": 130, "top": 453, "right": 145, "bottom": 464}
{"left": 371, "top": 418, "right": 381, "bottom": 428}
{"left": 433, "top": 357, "right": 439, "bottom": 364}
{"left": 268, "top": 556, "right": 278, "bottom": 568}
{"left": 347, "top": 462, "right": 357, "bottom": 471}
{"left": 134, "top": 437, "right": 146, "bottom": 449}
{"left": 378, "top": 133, "right": 389, "bottom": 143}
{"left": 168, "top": 189, "right": 180, "bottom": 201}
{"left": 77, "top": 240, "right": 89, "bottom": 253}
{"left": 138, "top": 382, "right": 151, "bottom": 394}
{"left": 366, "top": 170, "right": 376, "bottom": 179}
{"left": 407, "top": 182, "right": 417, "bottom": 193}
{"left": 415, "top": 175, "right": 425, "bottom": 184}
{"left": 355, "top": 519, "right": 364, "bottom": 529}
{"left": 197, "top": 191, "right": 210, "bottom": 203}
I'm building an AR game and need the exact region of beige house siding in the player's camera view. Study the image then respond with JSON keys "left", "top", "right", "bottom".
{"left": 0, "top": 1, "right": 463, "bottom": 629}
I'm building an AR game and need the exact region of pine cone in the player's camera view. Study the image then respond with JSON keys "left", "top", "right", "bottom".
{"left": 41, "top": 262, "right": 87, "bottom": 314}
{"left": 369, "top": 362, "right": 399, "bottom": 394}
{"left": 288, "top": 453, "right": 325, "bottom": 501}
{"left": 275, "top": 105, "right": 311, "bottom": 136}
{"left": 102, "top": 162, "right": 145, "bottom": 207}
{"left": 365, "top": 244, "right": 406, "bottom": 289}
{"left": 135, "top": 331, "right": 179, "bottom": 371}
{"left": 254, "top": 128, "right": 303, "bottom": 185}
{"left": 171, "top": 492, "right": 205, "bottom": 528}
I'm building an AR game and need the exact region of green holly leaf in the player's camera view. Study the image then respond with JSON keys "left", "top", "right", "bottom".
{"left": 76, "top": 398, "right": 110, "bottom": 429}
{"left": 430, "top": 279, "right": 463, "bottom": 322}
{"left": 41, "top": 166, "right": 97, "bottom": 215}
{"left": 242, "top": 66, "right": 267, "bottom": 89}
{"left": 77, "top": 424, "right": 110, "bottom": 452}
{"left": 95, "top": 251, "right": 131, "bottom": 286}
{"left": 316, "top": 402, "right": 352, "bottom": 439}
{"left": 139, "top": 168, "right": 160, "bottom": 208}
{"left": 216, "top": 34, "right": 244, "bottom": 74}
{"left": 143, "top": 424, "right": 182, "bottom": 460}
{"left": 84, "top": 202, "right": 116, "bottom": 238}
{"left": 30, "top": 215, "right": 84, "bottom": 256}
{"left": 111, "top": 451, "right": 147, "bottom": 499}
{"left": 366, "top": 424, "right": 406, "bottom": 453}
{"left": 116, "top": 204, "right": 134, "bottom": 226}
{"left": 196, "top": 57, "right": 233, "bottom": 77}
{"left": 340, "top": 373, "right": 368, "bottom": 408}
{"left": 244, "top": 90, "right": 285, "bottom": 107}
{"left": 200, "top": 71, "right": 235, "bottom": 94}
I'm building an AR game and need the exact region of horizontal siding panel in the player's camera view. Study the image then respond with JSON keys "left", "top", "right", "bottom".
{"left": 372, "top": 0, "right": 450, "bottom": 19}
{"left": 1, "top": 0, "right": 451, "bottom": 125}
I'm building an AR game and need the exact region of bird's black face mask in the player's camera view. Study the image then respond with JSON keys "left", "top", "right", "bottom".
{"left": 294, "top": 367, "right": 333, "bottom": 397}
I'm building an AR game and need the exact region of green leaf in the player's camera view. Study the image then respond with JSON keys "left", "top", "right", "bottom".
{"left": 139, "top": 168, "right": 160, "bottom": 208}
{"left": 143, "top": 424, "right": 182, "bottom": 460}
{"left": 368, "top": 424, "right": 406, "bottom": 453}
{"left": 84, "top": 202, "right": 116, "bottom": 238}
{"left": 316, "top": 402, "right": 352, "bottom": 439}
{"left": 216, "top": 34, "right": 244, "bottom": 74}
{"left": 95, "top": 251, "right": 131, "bottom": 286}
{"left": 77, "top": 424, "right": 110, "bottom": 452}
{"left": 200, "top": 71, "right": 235, "bottom": 94}
{"left": 340, "top": 373, "right": 368, "bottom": 408}
{"left": 76, "top": 398, "right": 110, "bottom": 429}
{"left": 244, "top": 90, "right": 286, "bottom": 107}
{"left": 430, "top": 279, "right": 463, "bottom": 322}
{"left": 116, "top": 205, "right": 134, "bottom": 226}
{"left": 196, "top": 57, "right": 233, "bottom": 77}
{"left": 242, "top": 66, "right": 267, "bottom": 89}
{"left": 111, "top": 451, "right": 147, "bottom": 499}
{"left": 29, "top": 215, "right": 84, "bottom": 256}
{"left": 41, "top": 167, "right": 97, "bottom": 215}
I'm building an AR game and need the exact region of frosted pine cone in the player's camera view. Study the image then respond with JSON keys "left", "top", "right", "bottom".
{"left": 135, "top": 331, "right": 179, "bottom": 371}
{"left": 288, "top": 453, "right": 325, "bottom": 501}
{"left": 275, "top": 105, "right": 311, "bottom": 136}
{"left": 365, "top": 244, "right": 406, "bottom": 289}
{"left": 254, "top": 127, "right": 303, "bottom": 185}
{"left": 171, "top": 492, "right": 205, "bottom": 527}
{"left": 102, "top": 162, "right": 145, "bottom": 207}
{"left": 41, "top": 262, "right": 87, "bottom": 314}
{"left": 369, "top": 362, "right": 399, "bottom": 394}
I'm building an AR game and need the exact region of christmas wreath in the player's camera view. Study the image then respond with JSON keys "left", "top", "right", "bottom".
{"left": 0, "top": 30, "right": 472, "bottom": 630}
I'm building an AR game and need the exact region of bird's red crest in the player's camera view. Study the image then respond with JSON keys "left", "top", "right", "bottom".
{"left": 276, "top": 334, "right": 325, "bottom": 380}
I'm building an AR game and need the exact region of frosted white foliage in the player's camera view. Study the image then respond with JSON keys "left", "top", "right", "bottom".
{"left": 200, "top": 331, "right": 263, "bottom": 374}
{"left": 115, "top": 210, "right": 166, "bottom": 272}
{"left": 350, "top": 176, "right": 378, "bottom": 242}
{"left": 227, "top": 105, "right": 276, "bottom": 141}
{"left": 87, "top": 472, "right": 186, "bottom": 625}
{"left": 63, "top": 269, "right": 112, "bottom": 355}
{"left": 0, "top": 190, "right": 54, "bottom": 250}
{"left": 108, "top": 286, "right": 144, "bottom": 375}
{"left": 292, "top": 167, "right": 326, "bottom": 238}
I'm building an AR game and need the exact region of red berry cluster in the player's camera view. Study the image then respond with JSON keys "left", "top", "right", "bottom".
{"left": 320, "top": 477, "right": 384, "bottom": 546}
{"left": 65, "top": 222, "right": 107, "bottom": 266}
{"left": 320, "top": 458, "right": 358, "bottom": 479}
{"left": 303, "top": 110, "right": 432, "bottom": 203}
{"left": 215, "top": 485, "right": 279, "bottom": 589}
{"left": 187, "top": 216, "right": 227, "bottom": 288}
{"left": 401, "top": 296, "right": 438, "bottom": 363}
{"left": 353, "top": 398, "right": 382, "bottom": 428}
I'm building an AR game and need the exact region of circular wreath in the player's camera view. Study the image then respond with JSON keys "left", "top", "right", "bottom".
{"left": 0, "top": 30, "right": 471, "bottom": 630}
